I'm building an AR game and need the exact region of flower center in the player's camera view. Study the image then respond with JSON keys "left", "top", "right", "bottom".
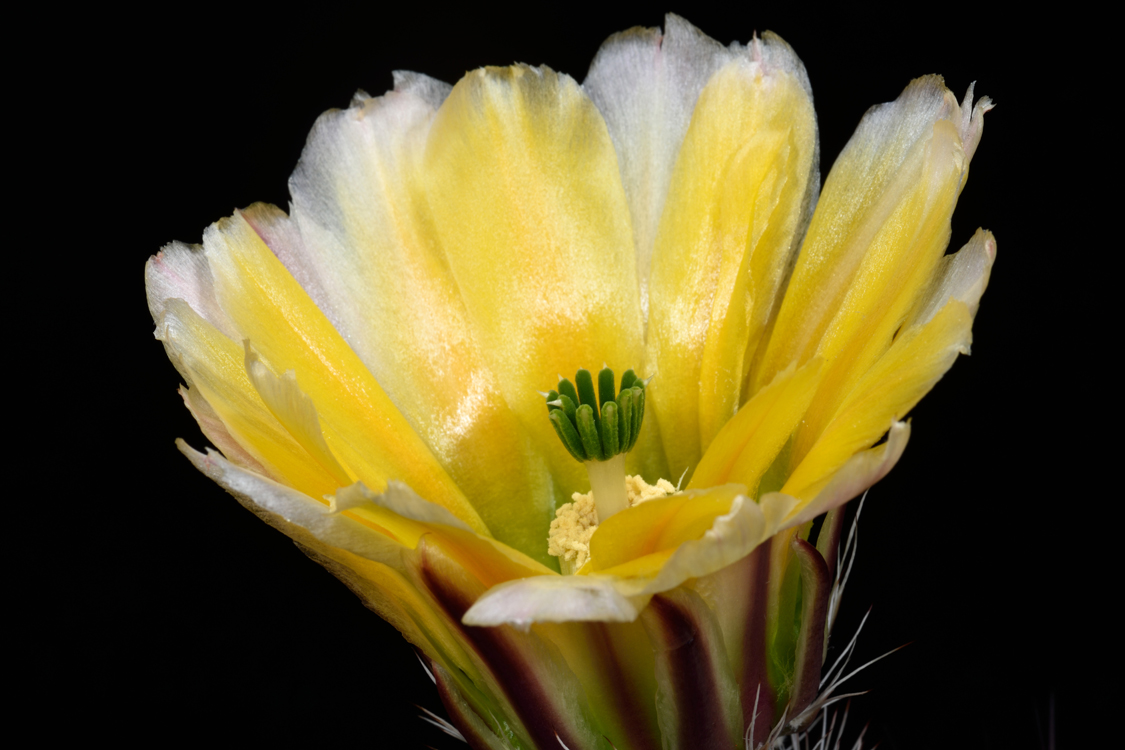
{"left": 545, "top": 366, "right": 647, "bottom": 517}
{"left": 545, "top": 367, "right": 669, "bottom": 574}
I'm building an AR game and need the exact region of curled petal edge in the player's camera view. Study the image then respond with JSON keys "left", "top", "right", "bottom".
{"left": 179, "top": 442, "right": 406, "bottom": 568}
{"left": 332, "top": 480, "right": 473, "bottom": 532}
{"left": 465, "top": 493, "right": 797, "bottom": 626}
{"left": 464, "top": 422, "right": 910, "bottom": 627}
{"left": 781, "top": 419, "right": 910, "bottom": 528}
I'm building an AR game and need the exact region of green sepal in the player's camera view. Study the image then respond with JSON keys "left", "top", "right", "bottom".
{"left": 615, "top": 388, "right": 633, "bottom": 452}
{"left": 601, "top": 401, "right": 620, "bottom": 456}
{"left": 575, "top": 404, "right": 604, "bottom": 461}
{"left": 598, "top": 366, "right": 616, "bottom": 409}
{"left": 545, "top": 389, "right": 560, "bottom": 411}
{"left": 549, "top": 409, "right": 587, "bottom": 461}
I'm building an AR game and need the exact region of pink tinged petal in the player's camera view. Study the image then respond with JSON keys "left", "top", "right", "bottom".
{"left": 409, "top": 536, "right": 603, "bottom": 750}
{"left": 178, "top": 442, "right": 405, "bottom": 567}
{"left": 177, "top": 385, "right": 269, "bottom": 477}
{"left": 786, "top": 537, "right": 831, "bottom": 728}
{"left": 640, "top": 587, "right": 742, "bottom": 750}
{"left": 910, "top": 228, "right": 997, "bottom": 329}
{"left": 689, "top": 543, "right": 776, "bottom": 745}
{"left": 145, "top": 240, "right": 238, "bottom": 339}
{"left": 536, "top": 621, "right": 662, "bottom": 750}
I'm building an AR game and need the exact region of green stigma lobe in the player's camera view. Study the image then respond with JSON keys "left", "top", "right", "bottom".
{"left": 598, "top": 366, "right": 616, "bottom": 409}
{"left": 544, "top": 367, "right": 647, "bottom": 463}
{"left": 575, "top": 404, "right": 604, "bottom": 461}
{"left": 549, "top": 409, "right": 587, "bottom": 461}
{"left": 558, "top": 378, "right": 580, "bottom": 407}
{"left": 574, "top": 369, "right": 599, "bottom": 426}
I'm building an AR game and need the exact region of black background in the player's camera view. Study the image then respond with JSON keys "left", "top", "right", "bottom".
{"left": 65, "top": 4, "right": 1105, "bottom": 748}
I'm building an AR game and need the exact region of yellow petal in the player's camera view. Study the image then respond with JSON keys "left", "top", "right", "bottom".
{"left": 158, "top": 300, "right": 339, "bottom": 499}
{"left": 689, "top": 357, "right": 823, "bottom": 491}
{"left": 277, "top": 78, "right": 558, "bottom": 564}
{"left": 587, "top": 484, "right": 747, "bottom": 572}
{"left": 203, "top": 210, "right": 487, "bottom": 534}
{"left": 751, "top": 78, "right": 985, "bottom": 418}
{"left": 751, "top": 78, "right": 989, "bottom": 484}
{"left": 783, "top": 299, "right": 973, "bottom": 500}
{"left": 244, "top": 342, "right": 354, "bottom": 488}
{"left": 583, "top": 14, "right": 734, "bottom": 318}
{"left": 645, "top": 41, "right": 818, "bottom": 481}
{"left": 422, "top": 65, "right": 654, "bottom": 487}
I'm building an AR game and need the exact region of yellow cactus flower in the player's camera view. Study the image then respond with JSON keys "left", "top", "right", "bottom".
{"left": 146, "top": 14, "right": 993, "bottom": 749}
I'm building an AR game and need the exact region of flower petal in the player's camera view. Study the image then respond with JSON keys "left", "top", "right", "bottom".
{"left": 640, "top": 588, "right": 742, "bottom": 750}
{"left": 752, "top": 76, "right": 974, "bottom": 391}
{"left": 335, "top": 479, "right": 474, "bottom": 532}
{"left": 781, "top": 420, "right": 910, "bottom": 526}
{"left": 422, "top": 65, "right": 654, "bottom": 488}
{"left": 909, "top": 227, "right": 996, "bottom": 328}
{"left": 146, "top": 240, "right": 238, "bottom": 339}
{"left": 244, "top": 342, "right": 354, "bottom": 488}
{"left": 466, "top": 490, "right": 798, "bottom": 626}
{"left": 582, "top": 14, "right": 733, "bottom": 317}
{"left": 782, "top": 302, "right": 970, "bottom": 499}
{"left": 588, "top": 484, "right": 745, "bottom": 573}
{"left": 749, "top": 78, "right": 988, "bottom": 494}
{"left": 628, "top": 492, "right": 799, "bottom": 595}
{"left": 689, "top": 357, "right": 823, "bottom": 491}
{"left": 202, "top": 210, "right": 488, "bottom": 533}
{"left": 158, "top": 299, "right": 340, "bottom": 498}
{"left": 409, "top": 533, "right": 603, "bottom": 749}
{"left": 260, "top": 79, "right": 559, "bottom": 564}
{"left": 178, "top": 442, "right": 404, "bottom": 565}
{"left": 645, "top": 34, "right": 819, "bottom": 480}
{"left": 177, "top": 384, "right": 269, "bottom": 476}
{"left": 463, "top": 575, "right": 639, "bottom": 627}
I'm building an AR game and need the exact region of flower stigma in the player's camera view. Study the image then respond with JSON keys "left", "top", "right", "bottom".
{"left": 545, "top": 366, "right": 676, "bottom": 574}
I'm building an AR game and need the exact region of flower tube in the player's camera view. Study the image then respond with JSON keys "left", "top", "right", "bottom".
{"left": 146, "top": 14, "right": 994, "bottom": 749}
